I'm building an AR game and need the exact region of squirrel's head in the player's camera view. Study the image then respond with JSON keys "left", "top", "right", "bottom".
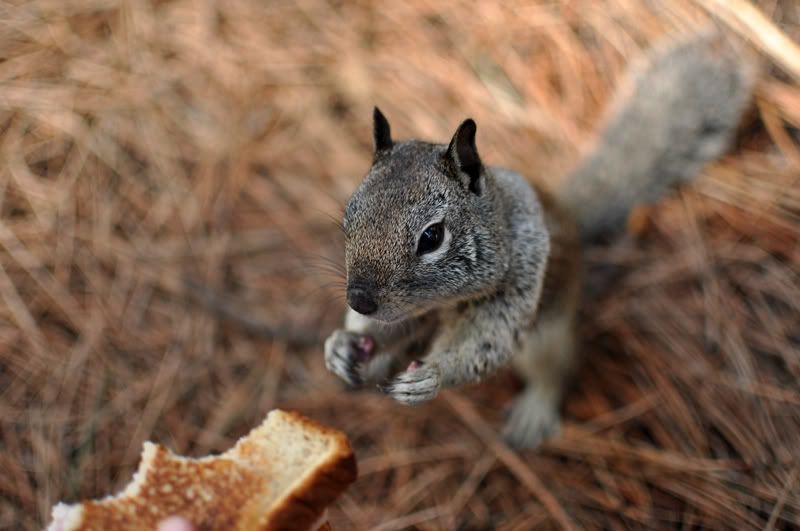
{"left": 342, "top": 107, "right": 508, "bottom": 322}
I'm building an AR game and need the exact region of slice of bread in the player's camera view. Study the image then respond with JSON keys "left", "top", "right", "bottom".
{"left": 46, "top": 410, "right": 357, "bottom": 531}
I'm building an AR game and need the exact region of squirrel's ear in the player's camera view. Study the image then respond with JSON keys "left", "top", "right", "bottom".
{"left": 447, "top": 118, "right": 482, "bottom": 194}
{"left": 372, "top": 106, "right": 393, "bottom": 156}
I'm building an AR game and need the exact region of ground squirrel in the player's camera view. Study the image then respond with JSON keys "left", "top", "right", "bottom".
{"left": 324, "top": 29, "right": 753, "bottom": 449}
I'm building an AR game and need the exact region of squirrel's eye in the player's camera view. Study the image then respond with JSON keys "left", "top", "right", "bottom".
{"left": 417, "top": 222, "right": 445, "bottom": 256}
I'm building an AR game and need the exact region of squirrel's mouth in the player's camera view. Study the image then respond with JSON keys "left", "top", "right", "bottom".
{"left": 368, "top": 301, "right": 436, "bottom": 324}
{"left": 364, "top": 308, "right": 406, "bottom": 324}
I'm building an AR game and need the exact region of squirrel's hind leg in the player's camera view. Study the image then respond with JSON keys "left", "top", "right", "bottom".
{"left": 503, "top": 311, "right": 577, "bottom": 449}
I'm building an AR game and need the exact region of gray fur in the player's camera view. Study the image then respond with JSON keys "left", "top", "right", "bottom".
{"left": 324, "top": 29, "right": 753, "bottom": 449}
{"left": 342, "top": 140, "right": 513, "bottom": 323}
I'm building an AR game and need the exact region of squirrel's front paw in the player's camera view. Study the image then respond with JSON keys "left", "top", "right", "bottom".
{"left": 324, "top": 329, "right": 375, "bottom": 387}
{"left": 380, "top": 361, "right": 441, "bottom": 405}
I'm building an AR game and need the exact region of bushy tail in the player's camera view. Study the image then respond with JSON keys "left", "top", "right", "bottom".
{"left": 559, "top": 28, "right": 755, "bottom": 241}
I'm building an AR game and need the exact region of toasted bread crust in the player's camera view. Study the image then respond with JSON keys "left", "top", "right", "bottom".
{"left": 262, "top": 428, "right": 357, "bottom": 531}
{"left": 243, "top": 411, "right": 358, "bottom": 531}
{"left": 71, "top": 444, "right": 268, "bottom": 530}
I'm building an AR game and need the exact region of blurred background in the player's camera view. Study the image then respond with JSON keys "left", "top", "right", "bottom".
{"left": 2, "top": 0, "right": 799, "bottom": 529}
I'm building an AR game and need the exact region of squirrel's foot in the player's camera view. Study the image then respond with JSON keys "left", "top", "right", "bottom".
{"left": 502, "top": 387, "right": 561, "bottom": 450}
{"left": 379, "top": 361, "right": 441, "bottom": 405}
{"left": 324, "top": 329, "right": 375, "bottom": 387}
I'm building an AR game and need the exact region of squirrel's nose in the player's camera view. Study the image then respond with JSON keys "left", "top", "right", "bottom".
{"left": 347, "top": 285, "right": 378, "bottom": 315}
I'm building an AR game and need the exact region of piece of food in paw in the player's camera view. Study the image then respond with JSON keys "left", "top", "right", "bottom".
{"left": 354, "top": 334, "right": 375, "bottom": 361}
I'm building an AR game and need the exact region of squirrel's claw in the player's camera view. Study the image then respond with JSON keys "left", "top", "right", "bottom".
{"left": 324, "top": 329, "right": 375, "bottom": 387}
{"left": 380, "top": 363, "right": 441, "bottom": 405}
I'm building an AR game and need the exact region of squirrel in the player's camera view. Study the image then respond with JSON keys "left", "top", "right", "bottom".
{"left": 323, "top": 28, "right": 754, "bottom": 449}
